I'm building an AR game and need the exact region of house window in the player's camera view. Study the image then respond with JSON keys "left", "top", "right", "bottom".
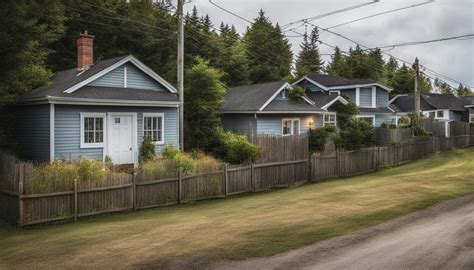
{"left": 323, "top": 114, "right": 337, "bottom": 126}
{"left": 428, "top": 112, "right": 436, "bottom": 119}
{"left": 281, "top": 89, "right": 287, "bottom": 99}
{"left": 282, "top": 118, "right": 300, "bottom": 136}
{"left": 470, "top": 113, "right": 474, "bottom": 123}
{"left": 436, "top": 110, "right": 444, "bottom": 118}
{"left": 356, "top": 115, "right": 375, "bottom": 126}
{"left": 143, "top": 113, "right": 164, "bottom": 144}
{"left": 80, "top": 113, "right": 106, "bottom": 148}
{"left": 329, "top": 90, "right": 340, "bottom": 96}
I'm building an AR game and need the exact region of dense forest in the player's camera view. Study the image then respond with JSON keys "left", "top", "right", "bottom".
{"left": 0, "top": 0, "right": 471, "bottom": 150}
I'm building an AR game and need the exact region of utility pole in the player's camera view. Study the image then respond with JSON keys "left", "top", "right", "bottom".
{"left": 413, "top": 57, "right": 421, "bottom": 124}
{"left": 177, "top": 0, "right": 184, "bottom": 151}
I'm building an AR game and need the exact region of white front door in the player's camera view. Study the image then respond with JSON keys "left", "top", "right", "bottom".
{"left": 108, "top": 115, "right": 134, "bottom": 164}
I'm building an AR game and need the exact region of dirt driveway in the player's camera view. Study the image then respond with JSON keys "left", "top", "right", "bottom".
{"left": 208, "top": 194, "right": 474, "bottom": 270}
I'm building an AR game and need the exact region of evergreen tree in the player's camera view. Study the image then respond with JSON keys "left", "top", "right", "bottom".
{"left": 325, "top": 46, "right": 350, "bottom": 77}
{"left": 216, "top": 23, "right": 249, "bottom": 86}
{"left": 391, "top": 64, "right": 431, "bottom": 97}
{"left": 367, "top": 48, "right": 385, "bottom": 81}
{"left": 382, "top": 56, "right": 398, "bottom": 87}
{"left": 244, "top": 10, "right": 292, "bottom": 83}
{"left": 345, "top": 45, "right": 372, "bottom": 79}
{"left": 294, "top": 27, "right": 323, "bottom": 78}
{"left": 0, "top": 0, "right": 66, "bottom": 105}
{"left": 456, "top": 83, "right": 472, "bottom": 97}
{"left": 184, "top": 58, "right": 226, "bottom": 152}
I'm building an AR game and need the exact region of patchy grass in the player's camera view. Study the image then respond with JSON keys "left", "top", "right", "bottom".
{"left": 1, "top": 148, "right": 474, "bottom": 269}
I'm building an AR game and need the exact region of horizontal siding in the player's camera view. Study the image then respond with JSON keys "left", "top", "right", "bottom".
{"left": 88, "top": 63, "right": 166, "bottom": 91}
{"left": 256, "top": 114, "right": 319, "bottom": 135}
{"left": 221, "top": 114, "right": 256, "bottom": 136}
{"left": 88, "top": 65, "right": 124, "bottom": 88}
{"left": 15, "top": 105, "right": 50, "bottom": 162}
{"left": 376, "top": 88, "right": 389, "bottom": 108}
{"left": 340, "top": 89, "right": 356, "bottom": 102}
{"left": 449, "top": 111, "right": 463, "bottom": 121}
{"left": 359, "top": 87, "right": 373, "bottom": 107}
{"left": 54, "top": 105, "right": 179, "bottom": 162}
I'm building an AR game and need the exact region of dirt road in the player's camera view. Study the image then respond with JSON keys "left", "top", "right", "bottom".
{"left": 208, "top": 194, "right": 474, "bottom": 270}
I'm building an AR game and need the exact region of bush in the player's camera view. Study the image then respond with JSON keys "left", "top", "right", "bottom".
{"left": 398, "top": 116, "right": 411, "bottom": 128}
{"left": 217, "top": 130, "right": 261, "bottom": 164}
{"left": 161, "top": 145, "right": 194, "bottom": 173}
{"left": 338, "top": 119, "right": 376, "bottom": 150}
{"left": 412, "top": 124, "right": 431, "bottom": 137}
{"left": 381, "top": 122, "right": 398, "bottom": 129}
{"left": 140, "top": 138, "right": 156, "bottom": 162}
{"left": 309, "top": 125, "right": 338, "bottom": 152}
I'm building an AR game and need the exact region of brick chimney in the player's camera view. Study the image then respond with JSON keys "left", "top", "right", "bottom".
{"left": 77, "top": 31, "right": 94, "bottom": 70}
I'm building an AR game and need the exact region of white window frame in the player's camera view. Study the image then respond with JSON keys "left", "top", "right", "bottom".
{"left": 356, "top": 115, "right": 376, "bottom": 126}
{"left": 123, "top": 66, "right": 128, "bottom": 88}
{"left": 323, "top": 113, "right": 337, "bottom": 127}
{"left": 371, "top": 86, "right": 376, "bottom": 108}
{"left": 470, "top": 109, "right": 474, "bottom": 123}
{"left": 80, "top": 113, "right": 106, "bottom": 148}
{"left": 282, "top": 118, "right": 300, "bottom": 136}
{"left": 143, "top": 113, "right": 165, "bottom": 144}
{"left": 329, "top": 90, "right": 340, "bottom": 96}
{"left": 423, "top": 109, "right": 448, "bottom": 120}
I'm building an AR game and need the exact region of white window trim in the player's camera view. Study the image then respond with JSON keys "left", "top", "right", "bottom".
{"left": 423, "top": 109, "right": 449, "bottom": 120}
{"left": 323, "top": 113, "right": 337, "bottom": 127}
{"left": 355, "top": 87, "right": 360, "bottom": 106}
{"left": 80, "top": 113, "right": 106, "bottom": 148}
{"left": 356, "top": 115, "right": 376, "bottom": 126}
{"left": 470, "top": 109, "right": 474, "bottom": 123}
{"left": 282, "top": 118, "right": 300, "bottom": 136}
{"left": 329, "top": 90, "right": 340, "bottom": 96}
{"left": 143, "top": 113, "right": 165, "bottom": 145}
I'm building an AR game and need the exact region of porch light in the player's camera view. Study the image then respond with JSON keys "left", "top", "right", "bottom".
{"left": 309, "top": 118, "right": 314, "bottom": 126}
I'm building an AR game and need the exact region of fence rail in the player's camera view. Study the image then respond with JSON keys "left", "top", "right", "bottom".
{"left": 1, "top": 134, "right": 472, "bottom": 226}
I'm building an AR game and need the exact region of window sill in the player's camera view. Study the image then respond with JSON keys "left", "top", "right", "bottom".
{"left": 80, "top": 143, "right": 105, "bottom": 149}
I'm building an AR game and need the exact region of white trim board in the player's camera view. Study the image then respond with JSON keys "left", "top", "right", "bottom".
{"left": 281, "top": 118, "right": 301, "bottom": 136}
{"left": 259, "top": 82, "right": 291, "bottom": 111}
{"left": 50, "top": 104, "right": 55, "bottom": 162}
{"left": 80, "top": 113, "right": 107, "bottom": 149}
{"left": 292, "top": 76, "right": 393, "bottom": 92}
{"left": 321, "top": 96, "right": 350, "bottom": 110}
{"left": 64, "top": 55, "right": 178, "bottom": 94}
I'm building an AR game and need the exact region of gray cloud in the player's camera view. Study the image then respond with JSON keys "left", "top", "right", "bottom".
{"left": 185, "top": 0, "right": 474, "bottom": 88}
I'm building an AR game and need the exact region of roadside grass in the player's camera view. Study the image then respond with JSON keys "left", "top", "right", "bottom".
{"left": 0, "top": 148, "right": 473, "bottom": 268}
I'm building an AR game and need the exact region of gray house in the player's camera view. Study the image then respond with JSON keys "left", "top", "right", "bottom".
{"left": 221, "top": 81, "right": 348, "bottom": 136}
{"left": 15, "top": 32, "right": 179, "bottom": 165}
{"left": 460, "top": 96, "right": 474, "bottom": 123}
{"left": 389, "top": 93, "right": 468, "bottom": 136}
{"left": 293, "top": 74, "right": 394, "bottom": 127}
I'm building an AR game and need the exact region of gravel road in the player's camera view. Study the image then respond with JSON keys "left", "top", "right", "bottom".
{"left": 208, "top": 194, "right": 474, "bottom": 270}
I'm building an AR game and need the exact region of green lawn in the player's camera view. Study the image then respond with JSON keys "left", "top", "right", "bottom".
{"left": 1, "top": 148, "right": 474, "bottom": 269}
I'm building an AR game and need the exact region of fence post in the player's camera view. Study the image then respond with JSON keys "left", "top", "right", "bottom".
{"left": 18, "top": 164, "right": 24, "bottom": 227}
{"left": 178, "top": 168, "right": 182, "bottom": 204}
{"left": 307, "top": 157, "right": 312, "bottom": 183}
{"left": 132, "top": 173, "right": 136, "bottom": 211}
{"left": 335, "top": 150, "right": 340, "bottom": 177}
{"left": 74, "top": 179, "right": 78, "bottom": 222}
{"left": 224, "top": 163, "right": 228, "bottom": 197}
{"left": 250, "top": 163, "right": 255, "bottom": 192}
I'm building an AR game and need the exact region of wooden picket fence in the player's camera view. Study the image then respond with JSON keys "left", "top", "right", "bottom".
{"left": 251, "top": 134, "right": 309, "bottom": 163}
{"left": 1, "top": 134, "right": 472, "bottom": 226}
{"left": 375, "top": 128, "right": 412, "bottom": 145}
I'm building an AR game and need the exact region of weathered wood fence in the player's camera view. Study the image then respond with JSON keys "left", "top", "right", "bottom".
{"left": 421, "top": 118, "right": 446, "bottom": 138}
{"left": 1, "top": 135, "right": 472, "bottom": 226}
{"left": 375, "top": 128, "right": 412, "bottom": 145}
{"left": 250, "top": 134, "right": 309, "bottom": 163}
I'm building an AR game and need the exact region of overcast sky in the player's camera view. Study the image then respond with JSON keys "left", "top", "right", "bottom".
{"left": 184, "top": 0, "right": 474, "bottom": 89}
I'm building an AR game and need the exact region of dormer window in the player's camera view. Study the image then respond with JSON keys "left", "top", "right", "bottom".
{"left": 281, "top": 89, "right": 287, "bottom": 99}
{"left": 329, "top": 90, "right": 340, "bottom": 96}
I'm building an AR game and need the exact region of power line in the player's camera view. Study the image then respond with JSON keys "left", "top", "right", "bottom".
{"left": 306, "top": 22, "right": 473, "bottom": 88}
{"left": 208, "top": 0, "right": 252, "bottom": 24}
{"left": 363, "top": 34, "right": 474, "bottom": 50}
{"left": 324, "top": 0, "right": 434, "bottom": 30}
{"left": 281, "top": 0, "right": 379, "bottom": 30}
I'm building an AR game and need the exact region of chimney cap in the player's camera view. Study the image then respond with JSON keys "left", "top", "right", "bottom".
{"left": 77, "top": 30, "right": 95, "bottom": 39}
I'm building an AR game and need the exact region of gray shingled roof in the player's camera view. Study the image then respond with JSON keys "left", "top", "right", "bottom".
{"left": 19, "top": 55, "right": 178, "bottom": 102}
{"left": 359, "top": 107, "right": 394, "bottom": 114}
{"left": 222, "top": 81, "right": 345, "bottom": 112}
{"left": 460, "top": 96, "right": 474, "bottom": 106}
{"left": 390, "top": 93, "right": 467, "bottom": 113}
{"left": 221, "top": 81, "right": 287, "bottom": 111}
{"left": 305, "top": 73, "right": 377, "bottom": 87}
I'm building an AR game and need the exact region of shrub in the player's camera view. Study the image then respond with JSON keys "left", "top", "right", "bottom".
{"left": 399, "top": 116, "right": 411, "bottom": 128}
{"left": 381, "top": 122, "right": 398, "bottom": 129}
{"left": 161, "top": 145, "right": 194, "bottom": 173}
{"left": 217, "top": 130, "right": 261, "bottom": 164}
{"left": 329, "top": 94, "right": 359, "bottom": 129}
{"left": 309, "top": 125, "right": 338, "bottom": 152}
{"left": 140, "top": 138, "right": 156, "bottom": 162}
{"left": 339, "top": 119, "right": 376, "bottom": 150}
{"left": 162, "top": 144, "right": 180, "bottom": 159}
{"left": 412, "top": 124, "right": 431, "bottom": 137}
